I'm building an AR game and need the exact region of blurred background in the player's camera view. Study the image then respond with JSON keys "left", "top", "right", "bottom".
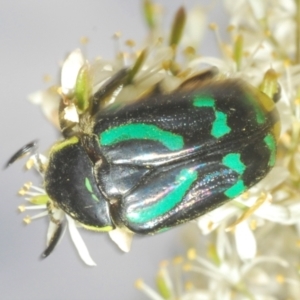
{"left": 0, "top": 1, "right": 226, "bottom": 299}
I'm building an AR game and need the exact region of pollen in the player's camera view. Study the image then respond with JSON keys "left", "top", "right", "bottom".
{"left": 276, "top": 274, "right": 285, "bottom": 284}
{"left": 134, "top": 279, "right": 144, "bottom": 289}
{"left": 185, "top": 282, "right": 194, "bottom": 291}
{"left": 18, "top": 182, "right": 33, "bottom": 195}
{"left": 23, "top": 216, "right": 32, "bottom": 224}
{"left": 187, "top": 248, "right": 197, "bottom": 260}
{"left": 18, "top": 205, "right": 26, "bottom": 212}
{"left": 172, "top": 256, "right": 183, "bottom": 264}
{"left": 182, "top": 263, "right": 192, "bottom": 271}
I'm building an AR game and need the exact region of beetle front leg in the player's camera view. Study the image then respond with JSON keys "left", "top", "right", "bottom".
{"left": 41, "top": 201, "right": 66, "bottom": 258}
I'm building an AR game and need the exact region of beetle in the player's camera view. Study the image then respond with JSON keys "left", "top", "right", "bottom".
{"left": 6, "top": 67, "right": 280, "bottom": 257}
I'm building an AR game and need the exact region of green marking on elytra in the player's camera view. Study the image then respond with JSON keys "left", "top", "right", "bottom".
{"left": 193, "top": 95, "right": 215, "bottom": 107}
{"left": 222, "top": 153, "right": 246, "bottom": 175}
{"left": 193, "top": 95, "right": 231, "bottom": 138}
{"left": 211, "top": 111, "right": 231, "bottom": 138}
{"left": 85, "top": 177, "right": 99, "bottom": 202}
{"left": 264, "top": 134, "right": 276, "bottom": 166}
{"left": 224, "top": 179, "right": 245, "bottom": 198}
{"left": 100, "top": 123, "right": 184, "bottom": 151}
{"left": 127, "top": 168, "right": 198, "bottom": 224}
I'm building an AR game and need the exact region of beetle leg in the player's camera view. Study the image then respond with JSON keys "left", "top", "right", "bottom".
{"left": 41, "top": 220, "right": 66, "bottom": 258}
{"left": 41, "top": 201, "right": 66, "bottom": 258}
{"left": 177, "top": 67, "right": 219, "bottom": 92}
{"left": 46, "top": 201, "right": 61, "bottom": 225}
{"left": 90, "top": 68, "right": 129, "bottom": 115}
{"left": 4, "top": 140, "right": 38, "bottom": 169}
{"left": 33, "top": 152, "right": 47, "bottom": 175}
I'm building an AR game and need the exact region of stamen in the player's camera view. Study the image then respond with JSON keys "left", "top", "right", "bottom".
{"left": 135, "top": 279, "right": 164, "bottom": 300}
{"left": 226, "top": 193, "right": 269, "bottom": 232}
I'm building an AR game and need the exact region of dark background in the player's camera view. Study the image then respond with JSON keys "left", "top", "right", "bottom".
{"left": 0, "top": 1, "right": 226, "bottom": 299}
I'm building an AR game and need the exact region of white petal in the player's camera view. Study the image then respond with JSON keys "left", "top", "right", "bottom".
{"left": 28, "top": 90, "right": 46, "bottom": 104}
{"left": 29, "top": 154, "right": 49, "bottom": 172}
{"left": 294, "top": 221, "right": 300, "bottom": 236}
{"left": 197, "top": 204, "right": 238, "bottom": 234}
{"left": 28, "top": 89, "right": 60, "bottom": 128}
{"left": 276, "top": 100, "right": 293, "bottom": 135}
{"left": 108, "top": 227, "right": 134, "bottom": 252}
{"left": 61, "top": 49, "right": 85, "bottom": 95}
{"left": 64, "top": 103, "right": 79, "bottom": 123}
{"left": 181, "top": 7, "right": 206, "bottom": 49}
{"left": 254, "top": 203, "right": 291, "bottom": 224}
{"left": 234, "top": 221, "right": 257, "bottom": 260}
{"left": 287, "top": 201, "right": 300, "bottom": 223}
{"left": 135, "top": 280, "right": 164, "bottom": 300}
{"left": 66, "top": 215, "right": 96, "bottom": 266}
{"left": 182, "top": 290, "right": 210, "bottom": 300}
{"left": 248, "top": 0, "right": 266, "bottom": 19}
{"left": 216, "top": 223, "right": 231, "bottom": 261}
{"left": 241, "top": 256, "right": 289, "bottom": 276}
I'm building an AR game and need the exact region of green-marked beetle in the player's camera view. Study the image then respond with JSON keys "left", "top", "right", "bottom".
{"left": 7, "top": 67, "right": 280, "bottom": 257}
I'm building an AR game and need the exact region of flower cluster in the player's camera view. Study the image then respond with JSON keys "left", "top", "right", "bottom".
{"left": 15, "top": 0, "right": 300, "bottom": 298}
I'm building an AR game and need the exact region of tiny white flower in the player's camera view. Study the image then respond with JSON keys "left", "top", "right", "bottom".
{"left": 108, "top": 227, "right": 134, "bottom": 253}
{"left": 66, "top": 215, "right": 96, "bottom": 266}
{"left": 28, "top": 88, "right": 60, "bottom": 129}
{"left": 234, "top": 221, "right": 257, "bottom": 260}
{"left": 61, "top": 49, "right": 85, "bottom": 96}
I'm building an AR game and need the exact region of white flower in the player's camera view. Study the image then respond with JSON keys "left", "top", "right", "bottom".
{"left": 61, "top": 49, "right": 86, "bottom": 96}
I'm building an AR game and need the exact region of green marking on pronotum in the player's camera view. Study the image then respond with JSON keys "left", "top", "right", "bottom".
{"left": 211, "top": 110, "right": 231, "bottom": 138}
{"left": 264, "top": 134, "right": 276, "bottom": 166}
{"left": 127, "top": 168, "right": 198, "bottom": 224}
{"left": 100, "top": 123, "right": 184, "bottom": 151}
{"left": 85, "top": 177, "right": 99, "bottom": 202}
{"left": 224, "top": 179, "right": 245, "bottom": 198}
{"left": 85, "top": 177, "right": 93, "bottom": 193}
{"left": 193, "top": 95, "right": 215, "bottom": 107}
{"left": 254, "top": 107, "right": 265, "bottom": 124}
{"left": 92, "top": 194, "right": 100, "bottom": 202}
{"left": 222, "top": 153, "right": 246, "bottom": 175}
